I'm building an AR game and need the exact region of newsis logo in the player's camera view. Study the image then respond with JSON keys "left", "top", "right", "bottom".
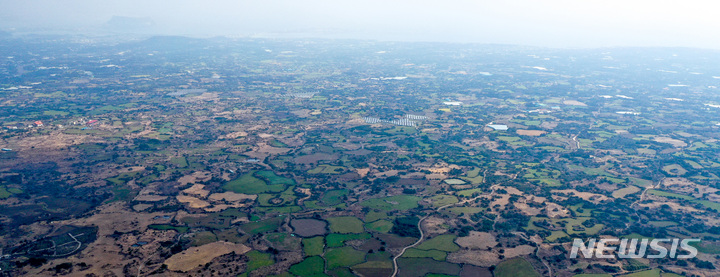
{"left": 570, "top": 238, "right": 700, "bottom": 259}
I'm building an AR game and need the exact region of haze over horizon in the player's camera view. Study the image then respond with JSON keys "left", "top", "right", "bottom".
{"left": 1, "top": 0, "right": 719, "bottom": 49}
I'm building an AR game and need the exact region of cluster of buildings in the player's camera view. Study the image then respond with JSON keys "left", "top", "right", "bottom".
{"left": 3, "top": 121, "right": 43, "bottom": 130}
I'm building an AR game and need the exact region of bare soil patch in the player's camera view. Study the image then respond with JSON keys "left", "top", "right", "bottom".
{"left": 164, "top": 241, "right": 251, "bottom": 272}
{"left": 516, "top": 130, "right": 547, "bottom": 136}
{"left": 224, "top": 131, "right": 248, "bottom": 139}
{"left": 653, "top": 137, "right": 687, "bottom": 148}
{"left": 503, "top": 244, "right": 535, "bottom": 258}
{"left": 183, "top": 184, "right": 210, "bottom": 198}
{"left": 448, "top": 250, "right": 501, "bottom": 267}
{"left": 455, "top": 232, "right": 497, "bottom": 250}
{"left": 563, "top": 100, "right": 587, "bottom": 106}
{"left": 177, "top": 195, "right": 210, "bottom": 209}
{"left": 423, "top": 216, "right": 449, "bottom": 234}
{"left": 356, "top": 168, "right": 370, "bottom": 177}
{"left": 551, "top": 189, "right": 610, "bottom": 203}
{"left": 544, "top": 202, "right": 570, "bottom": 218}
{"left": 208, "top": 192, "right": 257, "bottom": 202}
{"left": 515, "top": 202, "right": 542, "bottom": 216}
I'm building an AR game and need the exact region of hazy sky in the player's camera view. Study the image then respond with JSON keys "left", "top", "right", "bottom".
{"left": 1, "top": 0, "right": 719, "bottom": 49}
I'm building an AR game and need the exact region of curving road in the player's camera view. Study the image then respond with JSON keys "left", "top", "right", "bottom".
{"left": 390, "top": 183, "right": 501, "bottom": 277}
{"left": 390, "top": 214, "right": 429, "bottom": 277}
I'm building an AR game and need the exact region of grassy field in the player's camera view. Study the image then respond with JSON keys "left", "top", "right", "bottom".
{"left": 257, "top": 191, "right": 296, "bottom": 206}
{"left": 308, "top": 165, "right": 346, "bottom": 174}
{"left": 603, "top": 176, "right": 627, "bottom": 184}
{"left": 352, "top": 261, "right": 393, "bottom": 277}
{"left": 443, "top": 179, "right": 466, "bottom": 185}
{"left": 246, "top": 250, "right": 274, "bottom": 272}
{"left": 647, "top": 189, "right": 694, "bottom": 200}
{"left": 303, "top": 236, "right": 324, "bottom": 256}
{"left": 456, "top": 188, "right": 483, "bottom": 197}
{"left": 685, "top": 160, "right": 703, "bottom": 169}
{"left": 460, "top": 175, "right": 484, "bottom": 184}
{"left": 365, "top": 220, "right": 393, "bottom": 233}
{"left": 648, "top": 221, "right": 678, "bottom": 227}
{"left": 223, "top": 171, "right": 285, "bottom": 194}
{"left": 326, "top": 233, "right": 371, "bottom": 247}
{"left": 365, "top": 211, "right": 390, "bottom": 222}
{"left": 628, "top": 177, "right": 653, "bottom": 187}
{"left": 44, "top": 110, "right": 69, "bottom": 116}
{"left": 429, "top": 195, "right": 459, "bottom": 208}
{"left": 662, "top": 164, "right": 687, "bottom": 175}
{"left": 328, "top": 268, "right": 356, "bottom": 277}
{"left": 689, "top": 240, "right": 720, "bottom": 254}
{"left": 497, "top": 136, "right": 521, "bottom": 142}
{"left": 401, "top": 248, "right": 447, "bottom": 261}
{"left": 255, "top": 170, "right": 296, "bottom": 185}
{"left": 360, "top": 195, "right": 421, "bottom": 211}
{"left": 565, "top": 217, "right": 604, "bottom": 235}
{"left": 289, "top": 256, "right": 326, "bottom": 276}
{"left": 240, "top": 216, "right": 283, "bottom": 235}
{"left": 328, "top": 216, "right": 365, "bottom": 234}
{"left": 322, "top": 189, "right": 349, "bottom": 206}
{"left": 533, "top": 178, "right": 562, "bottom": 187}
{"left": 696, "top": 200, "right": 720, "bottom": 211}
{"left": 190, "top": 231, "right": 217, "bottom": 247}
{"left": 466, "top": 167, "right": 482, "bottom": 177}
{"left": 0, "top": 186, "right": 11, "bottom": 199}
{"left": 214, "top": 228, "right": 245, "bottom": 243}
{"left": 170, "top": 156, "right": 188, "bottom": 167}
{"left": 612, "top": 185, "right": 641, "bottom": 198}
{"left": 415, "top": 234, "right": 459, "bottom": 252}
{"left": 494, "top": 257, "right": 541, "bottom": 277}
{"left": 325, "top": 246, "right": 366, "bottom": 269}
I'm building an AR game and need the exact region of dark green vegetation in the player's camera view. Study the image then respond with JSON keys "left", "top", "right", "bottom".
{"left": 391, "top": 216, "right": 421, "bottom": 238}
